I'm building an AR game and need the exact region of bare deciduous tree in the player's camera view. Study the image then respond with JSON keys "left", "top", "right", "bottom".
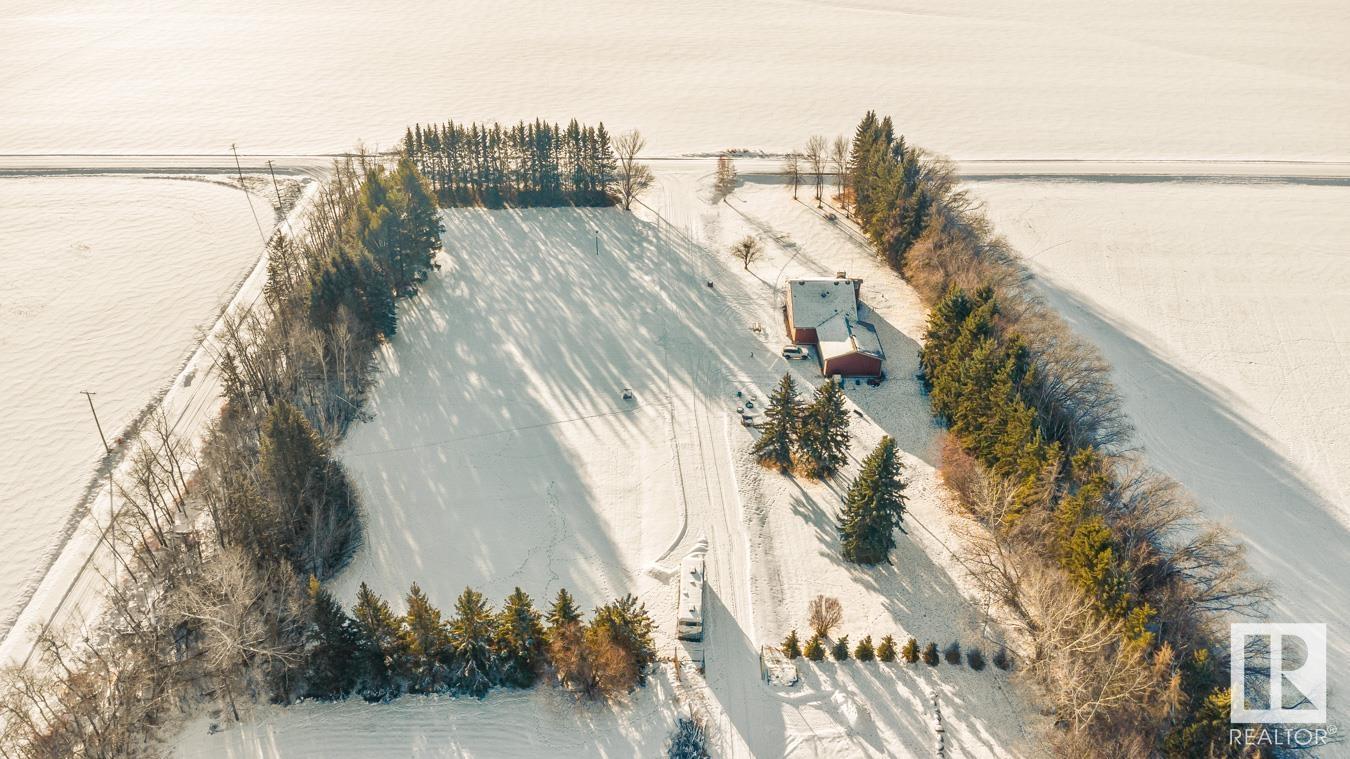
{"left": 614, "top": 130, "right": 654, "bottom": 211}
{"left": 169, "top": 546, "right": 303, "bottom": 723}
{"left": 808, "top": 595, "right": 842, "bottom": 638}
{"left": 804, "top": 135, "right": 827, "bottom": 206}
{"left": 713, "top": 154, "right": 737, "bottom": 201}
{"left": 782, "top": 152, "right": 802, "bottom": 200}
{"left": 830, "top": 135, "right": 849, "bottom": 202}
{"left": 730, "top": 235, "right": 763, "bottom": 270}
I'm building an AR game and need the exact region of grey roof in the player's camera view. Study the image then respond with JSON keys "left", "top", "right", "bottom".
{"left": 817, "top": 312, "right": 884, "bottom": 362}
{"left": 788, "top": 277, "right": 858, "bottom": 330}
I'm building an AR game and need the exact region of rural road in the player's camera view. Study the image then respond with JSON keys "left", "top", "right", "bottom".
{"left": 4, "top": 154, "right": 1350, "bottom": 185}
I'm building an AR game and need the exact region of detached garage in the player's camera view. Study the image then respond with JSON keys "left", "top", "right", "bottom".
{"left": 784, "top": 274, "right": 884, "bottom": 377}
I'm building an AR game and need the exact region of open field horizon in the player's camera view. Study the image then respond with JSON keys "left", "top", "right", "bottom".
{"left": 2, "top": 0, "right": 1347, "bottom": 160}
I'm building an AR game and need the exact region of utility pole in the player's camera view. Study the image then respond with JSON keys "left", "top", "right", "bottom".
{"left": 230, "top": 143, "right": 246, "bottom": 189}
{"left": 594, "top": 228, "right": 600, "bottom": 256}
{"left": 231, "top": 143, "right": 269, "bottom": 245}
{"left": 265, "top": 159, "right": 285, "bottom": 210}
{"left": 80, "top": 391, "right": 111, "bottom": 455}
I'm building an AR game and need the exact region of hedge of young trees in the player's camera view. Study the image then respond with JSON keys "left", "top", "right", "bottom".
{"left": 402, "top": 120, "right": 619, "bottom": 207}
{"left": 305, "top": 582, "right": 655, "bottom": 702}
{"left": 837, "top": 112, "right": 1264, "bottom": 757}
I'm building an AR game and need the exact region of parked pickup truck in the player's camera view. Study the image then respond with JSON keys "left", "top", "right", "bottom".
{"left": 781, "top": 345, "right": 809, "bottom": 360}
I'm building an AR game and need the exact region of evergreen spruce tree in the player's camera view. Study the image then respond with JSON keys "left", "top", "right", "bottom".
{"left": 351, "top": 582, "right": 409, "bottom": 699}
{"left": 876, "top": 634, "right": 897, "bottom": 663}
{"left": 544, "top": 588, "right": 592, "bottom": 692}
{"left": 546, "top": 587, "right": 582, "bottom": 634}
{"left": 259, "top": 401, "right": 356, "bottom": 577}
{"left": 922, "top": 641, "right": 940, "bottom": 666}
{"left": 854, "top": 635, "right": 875, "bottom": 662}
{"left": 804, "top": 634, "right": 826, "bottom": 661}
{"left": 753, "top": 373, "right": 803, "bottom": 471}
{"left": 589, "top": 594, "right": 657, "bottom": 685}
{"left": 797, "top": 380, "right": 851, "bottom": 478}
{"left": 394, "top": 158, "right": 443, "bottom": 282}
{"left": 497, "top": 587, "right": 545, "bottom": 688}
{"left": 781, "top": 629, "right": 802, "bottom": 659}
{"left": 447, "top": 587, "right": 499, "bottom": 697}
{"left": 402, "top": 583, "right": 450, "bottom": 692}
{"left": 593, "top": 123, "right": 619, "bottom": 200}
{"left": 304, "top": 575, "right": 360, "bottom": 699}
{"left": 666, "top": 716, "right": 712, "bottom": 759}
{"left": 944, "top": 640, "right": 962, "bottom": 666}
{"left": 901, "top": 637, "right": 919, "bottom": 664}
{"left": 831, "top": 635, "right": 851, "bottom": 661}
{"left": 838, "top": 436, "right": 909, "bottom": 565}
{"left": 356, "top": 251, "right": 398, "bottom": 338}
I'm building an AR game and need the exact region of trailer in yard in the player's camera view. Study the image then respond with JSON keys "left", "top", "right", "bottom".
{"left": 676, "top": 554, "right": 705, "bottom": 642}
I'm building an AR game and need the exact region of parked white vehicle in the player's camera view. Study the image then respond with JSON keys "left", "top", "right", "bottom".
{"left": 781, "top": 345, "right": 809, "bottom": 360}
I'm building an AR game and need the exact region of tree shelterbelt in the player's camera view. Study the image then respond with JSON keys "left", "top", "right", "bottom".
{"left": 302, "top": 157, "right": 443, "bottom": 344}
{"left": 403, "top": 119, "right": 618, "bottom": 207}
{"left": 0, "top": 154, "right": 454, "bottom": 759}
{"left": 841, "top": 110, "right": 1262, "bottom": 757}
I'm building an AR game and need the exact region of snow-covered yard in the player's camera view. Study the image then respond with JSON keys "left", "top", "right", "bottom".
{"left": 0, "top": 176, "right": 272, "bottom": 636}
{"left": 180, "top": 177, "right": 1041, "bottom": 756}
{"left": 969, "top": 180, "right": 1350, "bottom": 729}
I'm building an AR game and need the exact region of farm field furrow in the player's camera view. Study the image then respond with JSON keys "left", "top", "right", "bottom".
{"left": 0, "top": 176, "right": 272, "bottom": 636}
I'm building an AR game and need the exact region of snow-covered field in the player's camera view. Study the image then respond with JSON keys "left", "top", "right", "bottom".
{"left": 4, "top": 0, "right": 1347, "bottom": 752}
{"left": 968, "top": 180, "right": 1350, "bottom": 728}
{"left": 0, "top": 176, "right": 272, "bottom": 636}
{"left": 2, "top": 0, "right": 1347, "bottom": 159}
{"left": 179, "top": 169, "right": 1043, "bottom": 757}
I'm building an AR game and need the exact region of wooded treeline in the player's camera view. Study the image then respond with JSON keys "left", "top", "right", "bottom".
{"left": 402, "top": 120, "right": 618, "bottom": 207}
{"left": 0, "top": 152, "right": 444, "bottom": 758}
{"left": 838, "top": 111, "right": 1264, "bottom": 757}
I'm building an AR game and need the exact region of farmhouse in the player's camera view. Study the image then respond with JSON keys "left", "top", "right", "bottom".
{"left": 785, "top": 275, "right": 884, "bottom": 377}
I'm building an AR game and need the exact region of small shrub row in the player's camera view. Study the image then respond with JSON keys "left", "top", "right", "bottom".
{"left": 781, "top": 629, "right": 1011, "bottom": 671}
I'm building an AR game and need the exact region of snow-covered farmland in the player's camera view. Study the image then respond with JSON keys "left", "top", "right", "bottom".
{"left": 969, "top": 180, "right": 1350, "bottom": 728}
{"left": 2, "top": 0, "right": 1346, "bottom": 159}
{"left": 181, "top": 179, "right": 1040, "bottom": 756}
{"left": 0, "top": 176, "right": 272, "bottom": 636}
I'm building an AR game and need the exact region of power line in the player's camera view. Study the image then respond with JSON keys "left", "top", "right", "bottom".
{"left": 231, "top": 143, "right": 270, "bottom": 246}
{"left": 78, "top": 391, "right": 110, "bottom": 456}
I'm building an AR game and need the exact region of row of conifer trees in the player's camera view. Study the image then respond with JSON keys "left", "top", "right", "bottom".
{"left": 304, "top": 581, "right": 656, "bottom": 702}
{"left": 217, "top": 156, "right": 446, "bottom": 581}
{"left": 782, "top": 630, "right": 1006, "bottom": 670}
{"left": 402, "top": 120, "right": 618, "bottom": 207}
{"left": 839, "top": 112, "right": 1258, "bottom": 757}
